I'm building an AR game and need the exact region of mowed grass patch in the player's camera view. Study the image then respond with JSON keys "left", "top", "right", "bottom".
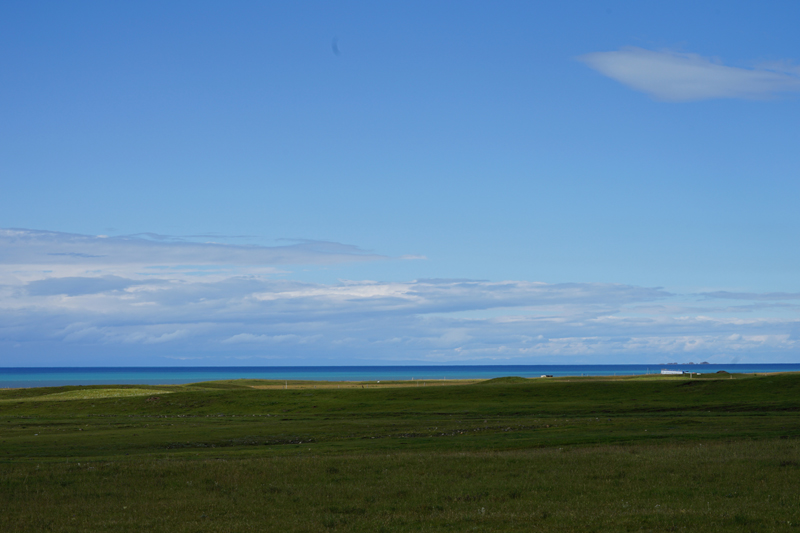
{"left": 1, "top": 439, "right": 798, "bottom": 532}
{"left": 0, "top": 388, "right": 171, "bottom": 402}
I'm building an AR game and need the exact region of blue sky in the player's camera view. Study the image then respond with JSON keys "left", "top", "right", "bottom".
{"left": 2, "top": 1, "right": 799, "bottom": 365}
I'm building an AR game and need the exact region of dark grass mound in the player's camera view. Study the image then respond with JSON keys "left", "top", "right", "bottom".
{"left": 189, "top": 380, "right": 263, "bottom": 389}
{"left": 477, "top": 376, "right": 530, "bottom": 385}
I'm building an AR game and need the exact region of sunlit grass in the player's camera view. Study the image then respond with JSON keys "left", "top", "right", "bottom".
{"left": 0, "top": 388, "right": 170, "bottom": 402}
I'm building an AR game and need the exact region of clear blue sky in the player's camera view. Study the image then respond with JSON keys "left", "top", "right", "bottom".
{"left": 2, "top": 1, "right": 799, "bottom": 365}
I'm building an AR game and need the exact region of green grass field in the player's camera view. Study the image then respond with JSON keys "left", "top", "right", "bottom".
{"left": 1, "top": 373, "right": 799, "bottom": 531}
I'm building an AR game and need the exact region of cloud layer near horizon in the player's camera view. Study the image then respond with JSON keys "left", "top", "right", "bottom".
{"left": 579, "top": 47, "right": 800, "bottom": 101}
{"left": 1, "top": 228, "right": 798, "bottom": 365}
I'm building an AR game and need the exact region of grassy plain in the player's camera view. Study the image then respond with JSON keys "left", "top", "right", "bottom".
{"left": 1, "top": 373, "right": 799, "bottom": 531}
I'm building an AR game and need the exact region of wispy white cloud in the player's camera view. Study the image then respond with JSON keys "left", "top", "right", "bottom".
{"left": 222, "top": 333, "right": 319, "bottom": 344}
{"left": 701, "top": 291, "right": 800, "bottom": 301}
{"left": 1, "top": 228, "right": 798, "bottom": 364}
{"left": 579, "top": 47, "right": 800, "bottom": 101}
{"left": 24, "top": 275, "right": 146, "bottom": 296}
{"left": 0, "top": 228, "right": 385, "bottom": 268}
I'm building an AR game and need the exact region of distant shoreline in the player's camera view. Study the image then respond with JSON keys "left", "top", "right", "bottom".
{"left": 3, "top": 363, "right": 800, "bottom": 389}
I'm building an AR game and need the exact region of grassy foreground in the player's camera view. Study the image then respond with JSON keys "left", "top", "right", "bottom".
{"left": 1, "top": 373, "right": 799, "bottom": 531}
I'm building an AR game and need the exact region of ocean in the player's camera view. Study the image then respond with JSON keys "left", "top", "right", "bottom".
{"left": 1, "top": 364, "right": 799, "bottom": 388}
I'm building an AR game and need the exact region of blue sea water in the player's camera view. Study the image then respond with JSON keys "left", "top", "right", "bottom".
{"left": 1, "top": 364, "right": 799, "bottom": 388}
